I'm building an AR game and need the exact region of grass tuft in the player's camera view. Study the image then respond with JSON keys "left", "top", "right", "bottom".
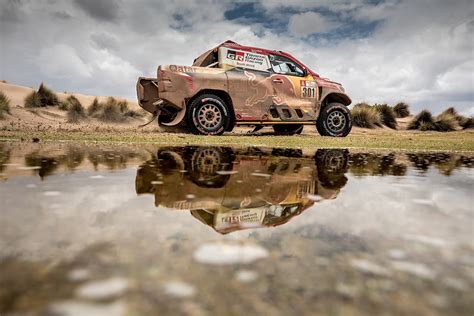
{"left": 434, "top": 112, "right": 458, "bottom": 132}
{"left": 351, "top": 103, "right": 382, "bottom": 129}
{"left": 393, "top": 102, "right": 410, "bottom": 118}
{"left": 408, "top": 110, "right": 435, "bottom": 130}
{"left": 66, "top": 96, "right": 86, "bottom": 123}
{"left": 97, "top": 97, "right": 126, "bottom": 122}
{"left": 24, "top": 91, "right": 42, "bottom": 108}
{"left": 37, "top": 83, "right": 59, "bottom": 106}
{"left": 374, "top": 103, "right": 397, "bottom": 129}
{"left": 0, "top": 91, "right": 11, "bottom": 119}
{"left": 88, "top": 98, "right": 103, "bottom": 116}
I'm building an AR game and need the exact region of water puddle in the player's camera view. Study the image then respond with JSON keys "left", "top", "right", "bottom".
{"left": 0, "top": 142, "right": 473, "bottom": 315}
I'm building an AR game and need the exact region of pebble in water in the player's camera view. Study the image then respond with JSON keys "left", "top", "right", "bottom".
{"left": 391, "top": 261, "right": 436, "bottom": 280}
{"left": 194, "top": 241, "right": 268, "bottom": 265}
{"left": 76, "top": 277, "right": 130, "bottom": 300}
{"left": 351, "top": 259, "right": 391, "bottom": 276}
{"left": 216, "top": 170, "right": 238, "bottom": 175}
{"left": 307, "top": 194, "right": 323, "bottom": 202}
{"left": 163, "top": 281, "right": 196, "bottom": 298}
{"left": 49, "top": 301, "right": 125, "bottom": 316}
{"left": 235, "top": 270, "right": 258, "bottom": 283}
{"left": 68, "top": 268, "right": 91, "bottom": 282}
{"left": 43, "top": 191, "right": 61, "bottom": 196}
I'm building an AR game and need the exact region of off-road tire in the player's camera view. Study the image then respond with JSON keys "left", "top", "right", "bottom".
{"left": 315, "top": 149, "right": 349, "bottom": 190}
{"left": 185, "top": 147, "right": 234, "bottom": 188}
{"left": 186, "top": 94, "right": 230, "bottom": 135}
{"left": 272, "top": 124, "right": 304, "bottom": 135}
{"left": 316, "top": 103, "right": 352, "bottom": 137}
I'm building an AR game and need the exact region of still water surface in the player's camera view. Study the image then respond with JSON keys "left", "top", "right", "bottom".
{"left": 0, "top": 142, "right": 473, "bottom": 315}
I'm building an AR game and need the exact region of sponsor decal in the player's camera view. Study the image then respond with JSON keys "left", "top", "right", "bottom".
{"left": 221, "top": 47, "right": 270, "bottom": 72}
{"left": 169, "top": 65, "right": 197, "bottom": 73}
{"left": 227, "top": 50, "right": 245, "bottom": 61}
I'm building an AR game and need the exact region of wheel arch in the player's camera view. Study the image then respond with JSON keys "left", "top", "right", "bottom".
{"left": 187, "top": 89, "right": 236, "bottom": 131}
{"left": 321, "top": 92, "right": 352, "bottom": 107}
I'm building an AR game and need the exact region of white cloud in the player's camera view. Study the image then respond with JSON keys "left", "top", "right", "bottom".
{"left": 288, "top": 11, "right": 338, "bottom": 36}
{"left": 0, "top": 0, "right": 472, "bottom": 114}
{"left": 37, "top": 44, "right": 92, "bottom": 79}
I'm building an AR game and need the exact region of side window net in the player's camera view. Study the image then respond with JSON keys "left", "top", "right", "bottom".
{"left": 269, "top": 55, "right": 304, "bottom": 77}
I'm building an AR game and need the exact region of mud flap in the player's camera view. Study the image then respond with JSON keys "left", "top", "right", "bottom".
{"left": 136, "top": 77, "right": 160, "bottom": 114}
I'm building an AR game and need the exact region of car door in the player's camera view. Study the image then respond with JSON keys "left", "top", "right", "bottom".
{"left": 220, "top": 46, "right": 274, "bottom": 121}
{"left": 268, "top": 54, "right": 318, "bottom": 120}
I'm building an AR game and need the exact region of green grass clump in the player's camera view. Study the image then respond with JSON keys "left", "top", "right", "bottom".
{"left": 0, "top": 91, "right": 11, "bottom": 119}
{"left": 351, "top": 103, "right": 382, "bottom": 129}
{"left": 374, "top": 103, "right": 397, "bottom": 129}
{"left": 66, "top": 96, "right": 86, "bottom": 123}
{"left": 24, "top": 91, "right": 42, "bottom": 108}
{"left": 393, "top": 102, "right": 410, "bottom": 118}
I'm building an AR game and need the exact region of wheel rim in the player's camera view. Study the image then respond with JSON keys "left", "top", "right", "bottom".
{"left": 323, "top": 151, "right": 345, "bottom": 172}
{"left": 326, "top": 110, "right": 346, "bottom": 133}
{"left": 192, "top": 148, "right": 221, "bottom": 176}
{"left": 197, "top": 103, "right": 222, "bottom": 130}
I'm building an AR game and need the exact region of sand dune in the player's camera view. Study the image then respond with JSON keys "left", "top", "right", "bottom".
{"left": 0, "top": 81, "right": 154, "bottom": 132}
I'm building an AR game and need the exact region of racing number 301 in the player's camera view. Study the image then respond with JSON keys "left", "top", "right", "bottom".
{"left": 302, "top": 87, "right": 315, "bottom": 98}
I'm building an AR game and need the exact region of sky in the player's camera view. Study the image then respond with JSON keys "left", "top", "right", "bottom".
{"left": 0, "top": 0, "right": 473, "bottom": 115}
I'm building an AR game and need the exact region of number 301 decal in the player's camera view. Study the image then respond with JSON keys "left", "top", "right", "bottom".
{"left": 300, "top": 80, "right": 317, "bottom": 98}
{"left": 302, "top": 87, "right": 316, "bottom": 98}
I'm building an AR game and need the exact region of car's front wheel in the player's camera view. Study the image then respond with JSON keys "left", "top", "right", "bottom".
{"left": 316, "top": 103, "right": 352, "bottom": 137}
{"left": 187, "top": 94, "right": 230, "bottom": 135}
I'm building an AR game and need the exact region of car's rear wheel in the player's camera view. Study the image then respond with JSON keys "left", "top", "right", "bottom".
{"left": 187, "top": 94, "right": 230, "bottom": 135}
{"left": 316, "top": 103, "right": 352, "bottom": 137}
{"left": 272, "top": 124, "right": 304, "bottom": 135}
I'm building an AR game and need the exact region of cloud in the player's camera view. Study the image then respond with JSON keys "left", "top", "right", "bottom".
{"left": 288, "top": 12, "right": 339, "bottom": 37}
{"left": 0, "top": 0, "right": 472, "bottom": 115}
{"left": 73, "top": 0, "right": 121, "bottom": 22}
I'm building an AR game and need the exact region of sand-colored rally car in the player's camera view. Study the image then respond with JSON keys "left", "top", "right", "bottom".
{"left": 137, "top": 40, "right": 352, "bottom": 136}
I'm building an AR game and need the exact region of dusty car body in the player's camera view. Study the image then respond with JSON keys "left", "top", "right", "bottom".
{"left": 135, "top": 146, "right": 348, "bottom": 234}
{"left": 137, "top": 40, "right": 352, "bottom": 136}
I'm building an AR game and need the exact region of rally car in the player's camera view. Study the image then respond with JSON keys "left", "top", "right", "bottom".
{"left": 136, "top": 40, "right": 352, "bottom": 136}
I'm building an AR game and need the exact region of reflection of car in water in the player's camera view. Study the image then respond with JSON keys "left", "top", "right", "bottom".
{"left": 136, "top": 146, "right": 348, "bottom": 234}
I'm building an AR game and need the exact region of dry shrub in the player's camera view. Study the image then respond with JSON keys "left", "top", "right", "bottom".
{"left": 434, "top": 112, "right": 458, "bottom": 132}
{"left": 374, "top": 103, "right": 397, "bottom": 129}
{"left": 88, "top": 98, "right": 103, "bottom": 116}
{"left": 97, "top": 97, "right": 126, "bottom": 122}
{"left": 0, "top": 91, "right": 11, "bottom": 119}
{"left": 460, "top": 116, "right": 474, "bottom": 129}
{"left": 351, "top": 103, "right": 382, "bottom": 128}
{"left": 25, "top": 91, "right": 42, "bottom": 108}
{"left": 37, "top": 83, "right": 59, "bottom": 106}
{"left": 408, "top": 110, "right": 435, "bottom": 130}
{"left": 66, "top": 96, "right": 86, "bottom": 123}
{"left": 393, "top": 102, "right": 410, "bottom": 118}
{"left": 409, "top": 109, "right": 460, "bottom": 132}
